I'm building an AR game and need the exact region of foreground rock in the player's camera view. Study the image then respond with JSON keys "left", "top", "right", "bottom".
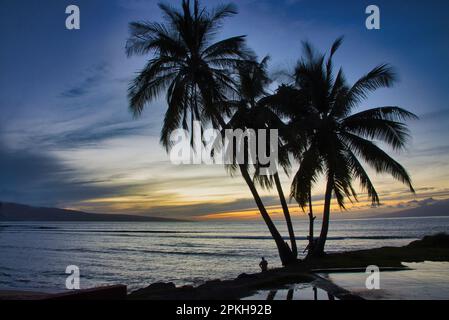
{"left": 129, "top": 271, "right": 316, "bottom": 300}
{"left": 304, "top": 232, "right": 449, "bottom": 270}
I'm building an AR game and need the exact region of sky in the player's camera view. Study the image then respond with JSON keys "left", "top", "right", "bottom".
{"left": 1, "top": 0, "right": 449, "bottom": 220}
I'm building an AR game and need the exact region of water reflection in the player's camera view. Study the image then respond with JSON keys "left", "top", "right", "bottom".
{"left": 319, "top": 261, "right": 449, "bottom": 300}
{"left": 243, "top": 284, "right": 338, "bottom": 300}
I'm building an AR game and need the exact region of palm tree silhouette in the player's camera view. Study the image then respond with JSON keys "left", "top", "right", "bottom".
{"left": 222, "top": 57, "right": 298, "bottom": 259}
{"left": 126, "top": 0, "right": 295, "bottom": 264}
{"left": 281, "top": 38, "right": 418, "bottom": 256}
{"left": 126, "top": 0, "right": 251, "bottom": 145}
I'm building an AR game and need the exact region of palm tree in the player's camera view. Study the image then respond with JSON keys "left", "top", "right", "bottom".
{"left": 284, "top": 38, "right": 418, "bottom": 256}
{"left": 126, "top": 0, "right": 251, "bottom": 144}
{"left": 126, "top": 0, "right": 295, "bottom": 264}
{"left": 222, "top": 57, "right": 298, "bottom": 258}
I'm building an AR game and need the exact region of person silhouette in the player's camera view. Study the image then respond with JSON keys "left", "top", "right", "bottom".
{"left": 259, "top": 257, "right": 268, "bottom": 272}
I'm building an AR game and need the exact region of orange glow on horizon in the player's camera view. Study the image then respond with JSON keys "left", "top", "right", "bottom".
{"left": 64, "top": 191, "right": 449, "bottom": 221}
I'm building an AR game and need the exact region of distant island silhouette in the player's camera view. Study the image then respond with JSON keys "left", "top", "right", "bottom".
{"left": 1, "top": 199, "right": 448, "bottom": 222}
{"left": 360, "top": 198, "right": 449, "bottom": 219}
{"left": 0, "top": 202, "right": 186, "bottom": 222}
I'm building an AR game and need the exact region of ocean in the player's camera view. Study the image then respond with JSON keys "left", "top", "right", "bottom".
{"left": 1, "top": 217, "right": 448, "bottom": 293}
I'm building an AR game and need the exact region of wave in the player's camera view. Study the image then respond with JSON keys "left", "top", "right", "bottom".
{"left": 36, "top": 230, "right": 417, "bottom": 240}
{"left": 322, "top": 235, "right": 412, "bottom": 240}
{"left": 0, "top": 225, "right": 59, "bottom": 230}
{"left": 144, "top": 235, "right": 414, "bottom": 241}
{"left": 130, "top": 249, "right": 239, "bottom": 257}
{"left": 0, "top": 225, "right": 205, "bottom": 234}
{"left": 46, "top": 246, "right": 242, "bottom": 258}
{"left": 0, "top": 226, "right": 415, "bottom": 241}
{"left": 63, "top": 230, "right": 206, "bottom": 234}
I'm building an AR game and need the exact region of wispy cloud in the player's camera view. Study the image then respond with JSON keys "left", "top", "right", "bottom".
{"left": 0, "top": 139, "right": 123, "bottom": 206}
{"left": 61, "top": 63, "right": 110, "bottom": 98}
{"left": 16, "top": 119, "right": 152, "bottom": 149}
{"left": 419, "top": 108, "right": 449, "bottom": 120}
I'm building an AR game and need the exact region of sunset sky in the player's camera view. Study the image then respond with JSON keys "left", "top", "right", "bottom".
{"left": 1, "top": 0, "right": 449, "bottom": 220}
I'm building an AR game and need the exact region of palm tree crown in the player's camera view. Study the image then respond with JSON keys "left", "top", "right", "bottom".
{"left": 287, "top": 38, "right": 417, "bottom": 209}
{"left": 273, "top": 38, "right": 418, "bottom": 255}
{"left": 126, "top": 0, "right": 252, "bottom": 148}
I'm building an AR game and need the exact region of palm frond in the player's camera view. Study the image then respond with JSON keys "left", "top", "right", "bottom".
{"left": 341, "top": 132, "right": 415, "bottom": 192}
{"left": 290, "top": 146, "right": 323, "bottom": 209}
{"left": 328, "top": 139, "right": 357, "bottom": 209}
{"left": 342, "top": 117, "right": 411, "bottom": 151}
{"left": 126, "top": 21, "right": 185, "bottom": 57}
{"left": 202, "top": 36, "right": 251, "bottom": 60}
{"left": 344, "top": 147, "right": 380, "bottom": 206}
{"left": 342, "top": 107, "right": 418, "bottom": 150}
{"left": 345, "top": 64, "right": 397, "bottom": 110}
{"left": 128, "top": 58, "right": 179, "bottom": 116}
{"left": 344, "top": 106, "right": 418, "bottom": 122}
{"left": 326, "top": 36, "right": 344, "bottom": 81}
{"left": 160, "top": 75, "right": 190, "bottom": 150}
{"left": 208, "top": 3, "right": 238, "bottom": 26}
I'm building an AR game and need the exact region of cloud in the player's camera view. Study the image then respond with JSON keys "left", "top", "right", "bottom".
{"left": 407, "top": 197, "right": 438, "bottom": 207}
{"left": 413, "top": 145, "right": 449, "bottom": 158}
{"left": 419, "top": 108, "right": 449, "bottom": 120}
{"left": 71, "top": 194, "right": 282, "bottom": 219}
{"left": 0, "top": 138, "right": 141, "bottom": 208}
{"left": 61, "top": 63, "right": 110, "bottom": 98}
{"left": 159, "top": 195, "right": 281, "bottom": 217}
{"left": 20, "top": 119, "right": 152, "bottom": 149}
{"left": 389, "top": 197, "right": 440, "bottom": 210}
{"left": 0, "top": 143, "right": 124, "bottom": 209}
{"left": 0, "top": 142, "right": 76, "bottom": 205}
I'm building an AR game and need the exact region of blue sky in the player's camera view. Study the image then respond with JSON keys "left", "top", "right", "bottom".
{"left": 1, "top": 0, "right": 449, "bottom": 219}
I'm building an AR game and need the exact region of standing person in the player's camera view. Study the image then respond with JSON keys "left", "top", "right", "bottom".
{"left": 259, "top": 257, "right": 268, "bottom": 272}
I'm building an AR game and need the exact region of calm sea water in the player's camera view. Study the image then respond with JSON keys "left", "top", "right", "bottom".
{"left": 0, "top": 217, "right": 448, "bottom": 292}
{"left": 319, "top": 261, "right": 449, "bottom": 300}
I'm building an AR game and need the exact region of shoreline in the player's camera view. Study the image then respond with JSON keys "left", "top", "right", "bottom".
{"left": 2, "top": 234, "right": 448, "bottom": 300}
{"left": 128, "top": 233, "right": 449, "bottom": 300}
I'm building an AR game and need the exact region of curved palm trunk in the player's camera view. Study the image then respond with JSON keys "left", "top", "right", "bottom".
{"left": 313, "top": 176, "right": 333, "bottom": 256}
{"left": 306, "top": 189, "right": 316, "bottom": 258}
{"left": 273, "top": 173, "right": 297, "bottom": 259}
{"left": 215, "top": 114, "right": 295, "bottom": 265}
{"left": 240, "top": 165, "right": 295, "bottom": 265}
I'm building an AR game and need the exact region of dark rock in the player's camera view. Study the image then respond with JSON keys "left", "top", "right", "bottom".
{"left": 237, "top": 273, "right": 258, "bottom": 280}
{"left": 129, "top": 282, "right": 177, "bottom": 299}
{"left": 46, "top": 285, "right": 127, "bottom": 300}
{"left": 198, "top": 279, "right": 221, "bottom": 289}
{"left": 145, "top": 282, "right": 176, "bottom": 291}
{"left": 408, "top": 233, "right": 449, "bottom": 248}
{"left": 180, "top": 285, "right": 194, "bottom": 290}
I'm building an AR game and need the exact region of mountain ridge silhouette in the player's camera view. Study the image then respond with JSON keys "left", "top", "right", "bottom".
{"left": 0, "top": 201, "right": 187, "bottom": 222}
